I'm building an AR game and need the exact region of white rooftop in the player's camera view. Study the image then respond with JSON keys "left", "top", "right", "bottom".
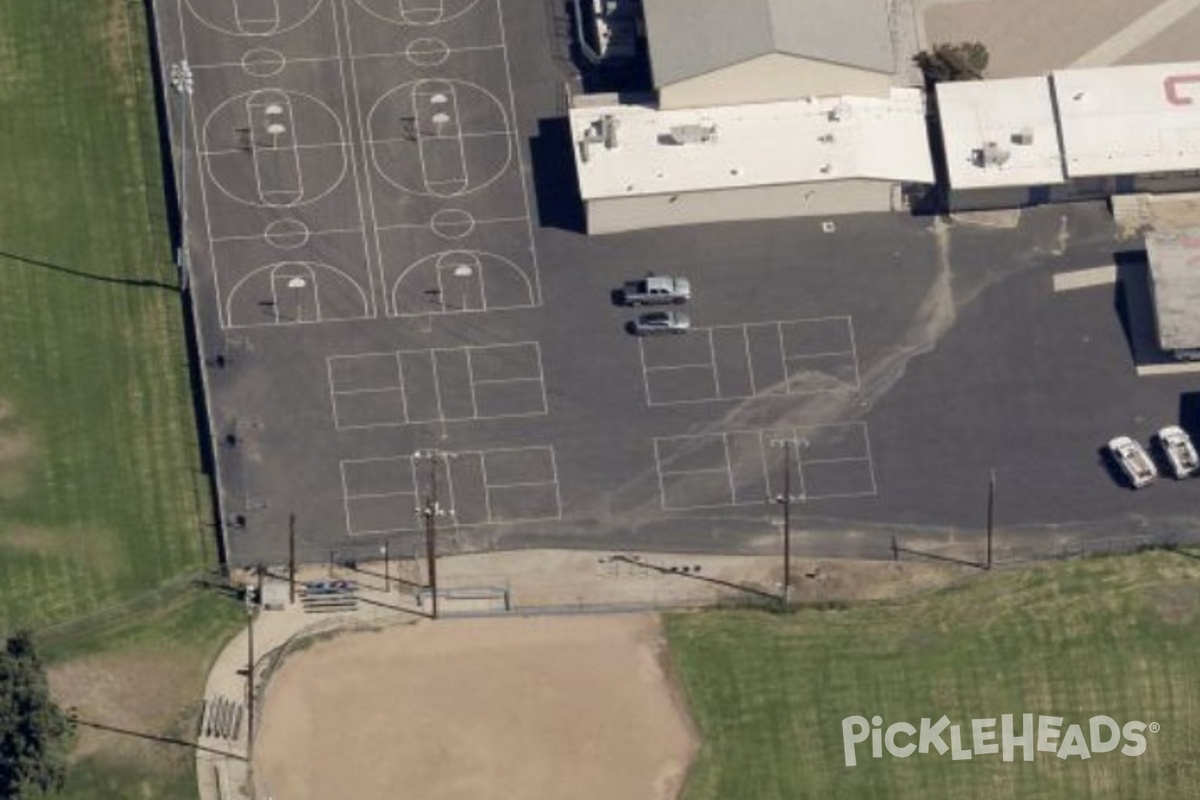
{"left": 936, "top": 78, "right": 1065, "bottom": 190}
{"left": 569, "top": 89, "right": 935, "bottom": 200}
{"left": 1053, "top": 61, "right": 1200, "bottom": 178}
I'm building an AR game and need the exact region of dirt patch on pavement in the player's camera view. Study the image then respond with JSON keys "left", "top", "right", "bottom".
{"left": 49, "top": 650, "right": 198, "bottom": 760}
{"left": 254, "top": 614, "right": 697, "bottom": 800}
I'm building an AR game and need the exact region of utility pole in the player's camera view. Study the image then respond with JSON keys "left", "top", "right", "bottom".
{"left": 381, "top": 540, "right": 390, "bottom": 593}
{"left": 288, "top": 513, "right": 296, "bottom": 604}
{"left": 986, "top": 470, "right": 995, "bottom": 570}
{"left": 770, "top": 438, "right": 805, "bottom": 609}
{"left": 244, "top": 568, "right": 258, "bottom": 761}
{"left": 414, "top": 449, "right": 455, "bottom": 619}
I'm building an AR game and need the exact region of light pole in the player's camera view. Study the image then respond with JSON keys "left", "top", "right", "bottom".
{"left": 414, "top": 449, "right": 455, "bottom": 619}
{"left": 169, "top": 61, "right": 194, "bottom": 291}
{"left": 770, "top": 437, "right": 806, "bottom": 608}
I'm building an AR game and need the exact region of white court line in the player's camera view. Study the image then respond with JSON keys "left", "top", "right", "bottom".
{"left": 1053, "top": 266, "right": 1118, "bottom": 292}
{"left": 652, "top": 440, "right": 669, "bottom": 512}
{"left": 246, "top": 92, "right": 304, "bottom": 204}
{"left": 337, "top": 0, "right": 390, "bottom": 317}
{"left": 330, "top": 3, "right": 380, "bottom": 320}
{"left": 638, "top": 338, "right": 653, "bottom": 407}
{"left": 478, "top": 251, "right": 492, "bottom": 311}
{"left": 375, "top": 215, "right": 528, "bottom": 231}
{"left": 331, "top": 385, "right": 404, "bottom": 398}
{"left": 709, "top": 315, "right": 854, "bottom": 332}
{"left": 326, "top": 359, "right": 344, "bottom": 429}
{"left": 210, "top": 226, "right": 362, "bottom": 243}
{"left": 344, "top": 489, "right": 416, "bottom": 501}
{"left": 493, "top": 0, "right": 543, "bottom": 305}
{"left": 775, "top": 323, "right": 788, "bottom": 391}
{"left": 478, "top": 452, "right": 494, "bottom": 522}
{"left": 549, "top": 447, "right": 564, "bottom": 523}
{"left": 174, "top": 0, "right": 226, "bottom": 328}
{"left": 537, "top": 343, "right": 549, "bottom": 414}
{"left": 414, "top": 82, "right": 469, "bottom": 194}
{"left": 339, "top": 460, "right": 354, "bottom": 535}
{"left": 848, "top": 319, "right": 862, "bottom": 392}
{"left": 487, "top": 480, "right": 557, "bottom": 490}
{"left": 224, "top": 261, "right": 370, "bottom": 328}
{"left": 782, "top": 349, "right": 855, "bottom": 360}
{"left": 430, "top": 349, "right": 447, "bottom": 424}
{"left": 643, "top": 362, "right": 717, "bottom": 373}
{"left": 201, "top": 141, "right": 349, "bottom": 158}
{"left": 707, "top": 328, "right": 723, "bottom": 399}
{"left": 471, "top": 376, "right": 541, "bottom": 385}
{"left": 393, "top": 351, "right": 409, "bottom": 424}
{"left": 657, "top": 466, "right": 734, "bottom": 477}
{"left": 862, "top": 426, "right": 879, "bottom": 496}
{"left": 653, "top": 423, "right": 877, "bottom": 510}
{"left": 187, "top": 56, "right": 339, "bottom": 72}
{"left": 802, "top": 455, "right": 873, "bottom": 466}
{"left": 742, "top": 326, "right": 757, "bottom": 396}
{"left": 349, "top": 43, "right": 507, "bottom": 61}
{"left": 366, "top": 130, "right": 513, "bottom": 147}
{"left": 792, "top": 432, "right": 809, "bottom": 500}
{"left": 1136, "top": 362, "right": 1200, "bottom": 376}
{"left": 645, "top": 317, "right": 861, "bottom": 405}
{"left": 721, "top": 434, "right": 737, "bottom": 503}
{"left": 465, "top": 346, "right": 480, "bottom": 418}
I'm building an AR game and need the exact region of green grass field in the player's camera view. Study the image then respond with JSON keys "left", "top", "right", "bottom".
{"left": 666, "top": 551, "right": 1200, "bottom": 800}
{"left": 40, "top": 584, "right": 246, "bottom": 800}
{"left": 0, "top": 0, "right": 210, "bottom": 628}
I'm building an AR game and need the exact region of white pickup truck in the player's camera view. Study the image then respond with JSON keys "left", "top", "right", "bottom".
{"left": 1155, "top": 426, "right": 1199, "bottom": 479}
{"left": 619, "top": 275, "right": 691, "bottom": 306}
{"left": 1107, "top": 436, "right": 1158, "bottom": 489}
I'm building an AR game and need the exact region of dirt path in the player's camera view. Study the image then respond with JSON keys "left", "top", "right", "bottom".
{"left": 253, "top": 614, "right": 697, "bottom": 800}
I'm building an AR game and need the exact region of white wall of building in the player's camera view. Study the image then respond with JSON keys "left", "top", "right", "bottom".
{"left": 586, "top": 179, "right": 898, "bottom": 234}
{"left": 657, "top": 54, "right": 892, "bottom": 110}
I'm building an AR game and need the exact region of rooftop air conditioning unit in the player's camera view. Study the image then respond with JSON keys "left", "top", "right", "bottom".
{"left": 1012, "top": 127, "right": 1034, "bottom": 146}
{"left": 666, "top": 123, "right": 718, "bottom": 145}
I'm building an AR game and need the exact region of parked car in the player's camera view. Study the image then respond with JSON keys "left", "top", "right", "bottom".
{"left": 1107, "top": 436, "right": 1158, "bottom": 489}
{"left": 629, "top": 311, "right": 690, "bottom": 336}
{"left": 619, "top": 274, "right": 691, "bottom": 306}
{"left": 1155, "top": 425, "right": 1199, "bottom": 479}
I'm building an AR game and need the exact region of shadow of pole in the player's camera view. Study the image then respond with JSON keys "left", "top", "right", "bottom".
{"left": 0, "top": 249, "right": 178, "bottom": 292}
{"left": 608, "top": 555, "right": 781, "bottom": 602}
{"left": 69, "top": 716, "right": 246, "bottom": 761}
{"left": 893, "top": 546, "right": 986, "bottom": 570}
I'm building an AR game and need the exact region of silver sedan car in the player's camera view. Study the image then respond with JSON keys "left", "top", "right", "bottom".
{"left": 629, "top": 311, "right": 690, "bottom": 336}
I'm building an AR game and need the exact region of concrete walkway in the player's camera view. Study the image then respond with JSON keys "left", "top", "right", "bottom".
{"left": 193, "top": 549, "right": 796, "bottom": 800}
{"left": 195, "top": 572, "right": 417, "bottom": 800}
{"left": 1069, "top": 0, "right": 1200, "bottom": 68}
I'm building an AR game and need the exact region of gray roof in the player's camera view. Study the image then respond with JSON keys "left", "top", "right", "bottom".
{"left": 1147, "top": 229, "right": 1200, "bottom": 351}
{"left": 642, "top": 0, "right": 895, "bottom": 87}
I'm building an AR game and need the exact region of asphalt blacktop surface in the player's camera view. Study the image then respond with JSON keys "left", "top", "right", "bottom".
{"left": 151, "top": 0, "right": 1200, "bottom": 568}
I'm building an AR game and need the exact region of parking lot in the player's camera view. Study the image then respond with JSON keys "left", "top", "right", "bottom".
{"left": 153, "top": 0, "right": 1200, "bottom": 566}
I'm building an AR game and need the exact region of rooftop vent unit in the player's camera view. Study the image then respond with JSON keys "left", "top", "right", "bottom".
{"left": 1012, "top": 127, "right": 1034, "bottom": 146}
{"left": 601, "top": 114, "right": 619, "bottom": 149}
{"left": 828, "top": 103, "right": 852, "bottom": 122}
{"left": 972, "top": 141, "right": 1012, "bottom": 168}
{"left": 665, "top": 123, "right": 718, "bottom": 145}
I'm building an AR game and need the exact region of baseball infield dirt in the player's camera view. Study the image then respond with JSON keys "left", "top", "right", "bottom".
{"left": 253, "top": 613, "right": 697, "bottom": 800}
